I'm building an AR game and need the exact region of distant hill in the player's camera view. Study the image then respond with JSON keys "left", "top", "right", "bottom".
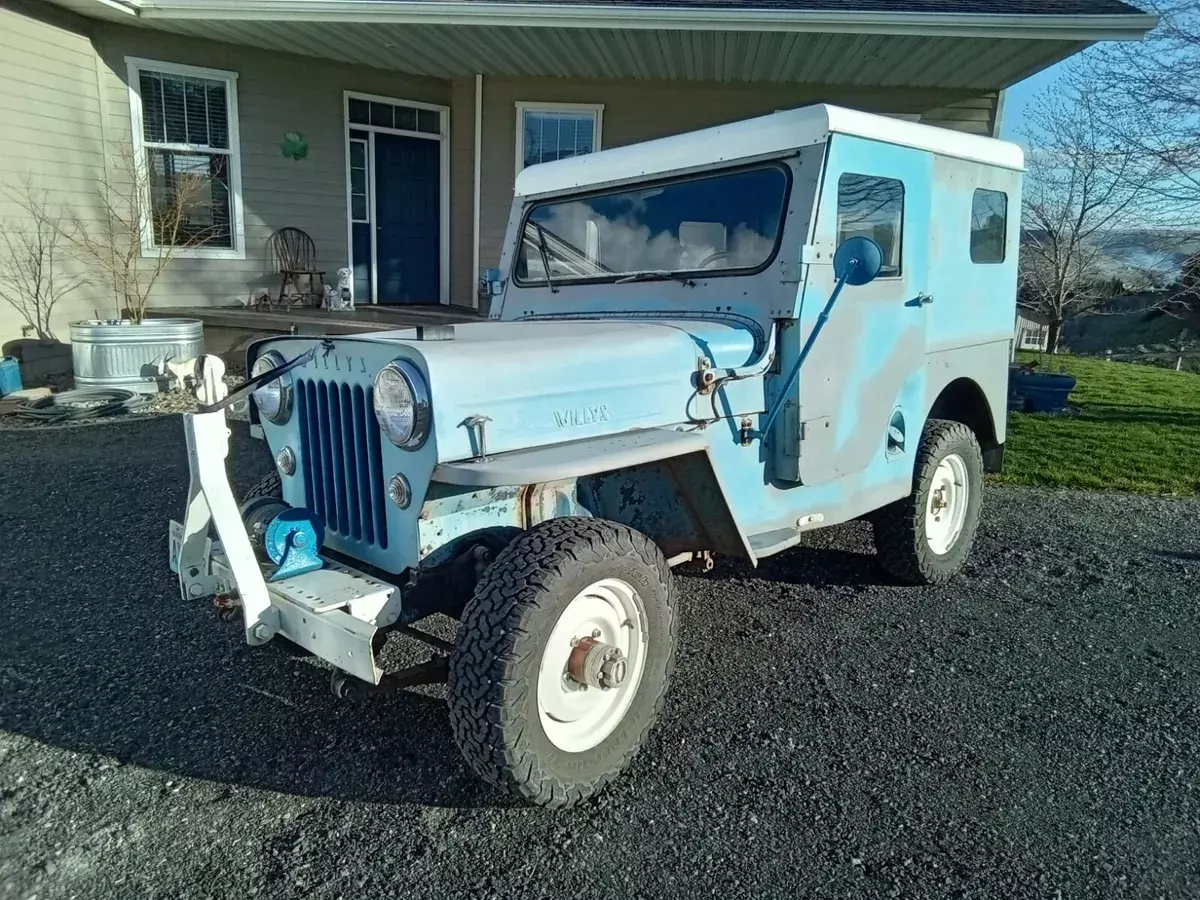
{"left": 1095, "top": 230, "right": 1200, "bottom": 281}
{"left": 1061, "top": 298, "right": 1200, "bottom": 373}
{"left": 1023, "top": 228, "right": 1200, "bottom": 285}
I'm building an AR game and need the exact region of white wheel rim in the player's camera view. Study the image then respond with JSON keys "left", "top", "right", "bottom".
{"left": 537, "top": 577, "right": 647, "bottom": 753}
{"left": 925, "top": 452, "right": 969, "bottom": 556}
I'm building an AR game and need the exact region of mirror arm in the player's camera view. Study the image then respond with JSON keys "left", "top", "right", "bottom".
{"left": 740, "top": 259, "right": 860, "bottom": 446}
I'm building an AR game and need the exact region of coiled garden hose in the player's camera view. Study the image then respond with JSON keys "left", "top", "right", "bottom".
{"left": 13, "top": 388, "right": 147, "bottom": 422}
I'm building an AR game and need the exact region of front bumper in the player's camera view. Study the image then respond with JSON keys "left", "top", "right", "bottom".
{"left": 171, "top": 409, "right": 402, "bottom": 684}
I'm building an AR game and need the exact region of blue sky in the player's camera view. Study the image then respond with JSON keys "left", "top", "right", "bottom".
{"left": 999, "top": 61, "right": 1068, "bottom": 145}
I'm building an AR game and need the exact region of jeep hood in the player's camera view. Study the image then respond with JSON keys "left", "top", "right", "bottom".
{"left": 367, "top": 319, "right": 759, "bottom": 462}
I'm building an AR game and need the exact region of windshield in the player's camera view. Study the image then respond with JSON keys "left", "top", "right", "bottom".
{"left": 514, "top": 163, "right": 791, "bottom": 287}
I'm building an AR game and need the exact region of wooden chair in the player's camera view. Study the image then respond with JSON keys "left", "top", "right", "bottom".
{"left": 268, "top": 227, "right": 325, "bottom": 308}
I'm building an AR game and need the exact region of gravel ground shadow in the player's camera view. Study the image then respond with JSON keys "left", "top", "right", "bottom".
{"left": 0, "top": 417, "right": 505, "bottom": 810}
{"left": 3, "top": 419, "right": 1200, "bottom": 899}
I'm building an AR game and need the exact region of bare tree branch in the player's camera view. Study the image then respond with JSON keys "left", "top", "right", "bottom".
{"left": 67, "top": 143, "right": 225, "bottom": 324}
{"left": 0, "top": 181, "right": 84, "bottom": 341}
{"left": 1018, "top": 78, "right": 1167, "bottom": 352}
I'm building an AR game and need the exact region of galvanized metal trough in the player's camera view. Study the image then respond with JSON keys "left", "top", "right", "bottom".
{"left": 70, "top": 318, "right": 204, "bottom": 393}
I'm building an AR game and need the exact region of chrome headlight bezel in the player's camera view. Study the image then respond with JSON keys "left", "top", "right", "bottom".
{"left": 250, "top": 349, "right": 293, "bottom": 424}
{"left": 372, "top": 359, "right": 431, "bottom": 450}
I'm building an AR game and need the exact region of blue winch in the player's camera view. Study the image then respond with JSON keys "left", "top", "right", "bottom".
{"left": 263, "top": 508, "right": 325, "bottom": 580}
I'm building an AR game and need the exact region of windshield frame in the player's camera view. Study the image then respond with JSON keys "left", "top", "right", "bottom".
{"left": 511, "top": 160, "right": 794, "bottom": 289}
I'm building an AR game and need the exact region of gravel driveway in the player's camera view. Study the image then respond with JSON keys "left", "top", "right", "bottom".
{"left": 1, "top": 418, "right": 1198, "bottom": 900}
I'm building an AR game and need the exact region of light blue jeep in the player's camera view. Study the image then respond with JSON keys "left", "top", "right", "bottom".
{"left": 170, "top": 104, "right": 1022, "bottom": 807}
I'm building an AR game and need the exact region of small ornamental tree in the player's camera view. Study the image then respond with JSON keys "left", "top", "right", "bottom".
{"left": 0, "top": 182, "right": 82, "bottom": 341}
{"left": 68, "top": 143, "right": 222, "bottom": 324}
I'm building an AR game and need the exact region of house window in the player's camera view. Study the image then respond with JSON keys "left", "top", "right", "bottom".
{"left": 1021, "top": 322, "right": 1048, "bottom": 348}
{"left": 971, "top": 188, "right": 1008, "bottom": 264}
{"left": 516, "top": 103, "right": 603, "bottom": 173}
{"left": 836, "top": 173, "right": 904, "bottom": 277}
{"left": 127, "top": 59, "right": 243, "bottom": 257}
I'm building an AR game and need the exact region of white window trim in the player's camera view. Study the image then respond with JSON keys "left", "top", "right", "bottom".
{"left": 343, "top": 91, "right": 451, "bottom": 305}
{"left": 514, "top": 101, "right": 604, "bottom": 177}
{"left": 125, "top": 57, "right": 246, "bottom": 261}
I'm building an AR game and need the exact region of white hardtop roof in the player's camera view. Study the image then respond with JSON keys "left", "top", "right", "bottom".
{"left": 514, "top": 103, "right": 1024, "bottom": 198}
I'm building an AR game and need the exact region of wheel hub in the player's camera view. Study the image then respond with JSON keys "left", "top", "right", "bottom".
{"left": 925, "top": 453, "right": 969, "bottom": 555}
{"left": 567, "top": 637, "right": 628, "bottom": 689}
{"left": 537, "top": 577, "right": 648, "bottom": 753}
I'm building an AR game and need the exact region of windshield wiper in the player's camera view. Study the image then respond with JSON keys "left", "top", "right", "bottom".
{"left": 614, "top": 270, "right": 696, "bottom": 287}
{"left": 532, "top": 223, "right": 558, "bottom": 294}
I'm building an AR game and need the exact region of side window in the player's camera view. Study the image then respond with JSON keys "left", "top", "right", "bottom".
{"left": 971, "top": 188, "right": 1008, "bottom": 264}
{"left": 837, "top": 174, "right": 904, "bottom": 278}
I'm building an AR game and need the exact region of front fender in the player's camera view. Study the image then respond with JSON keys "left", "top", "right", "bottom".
{"left": 427, "top": 428, "right": 755, "bottom": 563}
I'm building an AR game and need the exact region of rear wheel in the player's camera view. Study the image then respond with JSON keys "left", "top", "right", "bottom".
{"left": 447, "top": 517, "right": 676, "bottom": 808}
{"left": 873, "top": 419, "right": 984, "bottom": 585}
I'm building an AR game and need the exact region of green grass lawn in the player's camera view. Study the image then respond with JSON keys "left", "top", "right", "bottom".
{"left": 996, "top": 353, "right": 1200, "bottom": 495}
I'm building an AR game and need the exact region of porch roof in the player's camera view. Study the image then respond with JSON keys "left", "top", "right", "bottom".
{"left": 55, "top": 0, "right": 1156, "bottom": 86}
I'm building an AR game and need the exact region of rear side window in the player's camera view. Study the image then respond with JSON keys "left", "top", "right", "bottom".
{"left": 970, "top": 188, "right": 1008, "bottom": 264}
{"left": 836, "top": 174, "right": 904, "bottom": 278}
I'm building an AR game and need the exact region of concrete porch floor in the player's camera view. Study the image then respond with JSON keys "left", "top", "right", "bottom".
{"left": 150, "top": 303, "right": 483, "bottom": 364}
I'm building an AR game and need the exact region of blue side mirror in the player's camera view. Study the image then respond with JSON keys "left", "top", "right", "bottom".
{"left": 833, "top": 236, "right": 884, "bottom": 286}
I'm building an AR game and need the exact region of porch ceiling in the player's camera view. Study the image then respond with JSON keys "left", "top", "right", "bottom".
{"left": 132, "top": 18, "right": 1085, "bottom": 88}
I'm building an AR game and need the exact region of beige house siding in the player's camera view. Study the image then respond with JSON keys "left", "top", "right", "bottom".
{"left": 0, "top": 0, "right": 108, "bottom": 344}
{"left": 462, "top": 76, "right": 1001, "bottom": 298}
{"left": 0, "top": 0, "right": 1006, "bottom": 347}
{"left": 448, "top": 76, "right": 478, "bottom": 307}
{"left": 88, "top": 23, "right": 449, "bottom": 310}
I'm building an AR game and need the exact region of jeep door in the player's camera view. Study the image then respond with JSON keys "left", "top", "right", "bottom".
{"left": 773, "top": 135, "right": 932, "bottom": 488}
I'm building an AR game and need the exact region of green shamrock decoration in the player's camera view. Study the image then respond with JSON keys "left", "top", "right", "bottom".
{"left": 280, "top": 131, "right": 309, "bottom": 161}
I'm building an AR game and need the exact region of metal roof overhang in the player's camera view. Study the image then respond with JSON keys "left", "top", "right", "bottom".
{"left": 54, "top": 0, "right": 1158, "bottom": 86}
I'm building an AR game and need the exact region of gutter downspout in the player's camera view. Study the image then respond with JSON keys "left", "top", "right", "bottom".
{"left": 472, "top": 72, "right": 482, "bottom": 309}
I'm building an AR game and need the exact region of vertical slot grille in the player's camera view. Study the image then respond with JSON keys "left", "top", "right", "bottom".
{"left": 296, "top": 378, "right": 388, "bottom": 550}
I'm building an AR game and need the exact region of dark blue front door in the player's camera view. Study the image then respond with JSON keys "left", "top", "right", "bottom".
{"left": 374, "top": 133, "right": 440, "bottom": 303}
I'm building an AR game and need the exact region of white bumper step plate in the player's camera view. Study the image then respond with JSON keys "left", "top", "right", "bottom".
{"left": 168, "top": 520, "right": 401, "bottom": 684}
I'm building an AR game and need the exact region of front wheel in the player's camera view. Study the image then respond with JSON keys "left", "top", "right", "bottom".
{"left": 447, "top": 517, "right": 677, "bottom": 808}
{"left": 873, "top": 418, "right": 984, "bottom": 585}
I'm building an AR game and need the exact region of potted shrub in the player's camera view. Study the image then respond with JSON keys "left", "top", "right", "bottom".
{"left": 66, "top": 146, "right": 210, "bottom": 392}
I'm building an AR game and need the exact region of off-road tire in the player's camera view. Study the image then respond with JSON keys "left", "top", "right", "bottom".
{"left": 447, "top": 517, "right": 677, "bottom": 808}
{"left": 872, "top": 418, "right": 984, "bottom": 586}
{"left": 242, "top": 471, "right": 281, "bottom": 503}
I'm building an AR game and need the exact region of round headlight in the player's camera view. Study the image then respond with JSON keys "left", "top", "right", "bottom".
{"left": 251, "top": 350, "right": 292, "bottom": 424}
{"left": 373, "top": 359, "right": 430, "bottom": 449}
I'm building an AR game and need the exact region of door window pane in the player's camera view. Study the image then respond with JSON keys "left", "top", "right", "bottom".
{"left": 836, "top": 174, "right": 904, "bottom": 278}
{"left": 349, "top": 98, "right": 439, "bottom": 135}
{"left": 349, "top": 138, "right": 369, "bottom": 223}
{"left": 970, "top": 188, "right": 1007, "bottom": 263}
{"left": 417, "top": 109, "right": 440, "bottom": 134}
{"left": 393, "top": 105, "right": 417, "bottom": 132}
{"left": 348, "top": 97, "right": 370, "bottom": 125}
{"left": 369, "top": 102, "right": 393, "bottom": 129}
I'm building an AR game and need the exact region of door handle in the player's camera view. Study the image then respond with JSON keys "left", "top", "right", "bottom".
{"left": 907, "top": 293, "right": 934, "bottom": 307}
